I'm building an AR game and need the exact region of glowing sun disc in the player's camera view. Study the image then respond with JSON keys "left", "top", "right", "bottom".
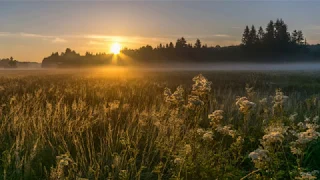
{"left": 111, "top": 43, "right": 121, "bottom": 54}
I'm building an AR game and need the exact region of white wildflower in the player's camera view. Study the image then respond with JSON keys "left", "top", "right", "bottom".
{"left": 290, "top": 146, "right": 302, "bottom": 155}
{"left": 296, "top": 128, "right": 320, "bottom": 144}
{"left": 208, "top": 110, "right": 224, "bottom": 128}
{"left": 187, "top": 95, "right": 204, "bottom": 109}
{"left": 272, "top": 89, "right": 289, "bottom": 114}
{"left": 236, "top": 97, "right": 256, "bottom": 114}
{"left": 296, "top": 170, "right": 319, "bottom": 180}
{"left": 164, "top": 86, "right": 184, "bottom": 105}
{"left": 196, "top": 128, "right": 205, "bottom": 135}
{"left": 216, "top": 125, "right": 237, "bottom": 138}
{"left": 249, "top": 148, "right": 269, "bottom": 169}
{"left": 192, "top": 74, "right": 212, "bottom": 95}
{"left": 202, "top": 131, "right": 213, "bottom": 141}
{"left": 185, "top": 144, "right": 192, "bottom": 155}
{"left": 262, "top": 124, "right": 288, "bottom": 146}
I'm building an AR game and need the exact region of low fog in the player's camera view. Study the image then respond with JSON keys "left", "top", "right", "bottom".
{"left": 3, "top": 63, "right": 320, "bottom": 72}
{"left": 135, "top": 62, "right": 320, "bottom": 71}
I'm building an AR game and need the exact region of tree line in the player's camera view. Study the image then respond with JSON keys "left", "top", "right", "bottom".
{"left": 0, "top": 57, "right": 17, "bottom": 68}
{"left": 241, "top": 19, "right": 306, "bottom": 53}
{"left": 42, "top": 19, "right": 320, "bottom": 67}
{"left": 0, "top": 57, "right": 40, "bottom": 68}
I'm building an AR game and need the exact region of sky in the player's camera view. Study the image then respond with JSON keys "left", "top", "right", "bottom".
{"left": 1, "top": 1, "right": 320, "bottom": 62}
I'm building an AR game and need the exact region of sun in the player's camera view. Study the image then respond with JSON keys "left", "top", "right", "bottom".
{"left": 110, "top": 43, "right": 121, "bottom": 54}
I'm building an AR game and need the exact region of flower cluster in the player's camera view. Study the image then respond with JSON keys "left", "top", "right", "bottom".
{"left": 248, "top": 148, "right": 269, "bottom": 169}
{"left": 208, "top": 110, "right": 224, "bottom": 128}
{"left": 185, "top": 144, "right": 192, "bottom": 155}
{"left": 164, "top": 86, "right": 185, "bottom": 105}
{"left": 191, "top": 74, "right": 212, "bottom": 95}
{"left": 290, "top": 117, "right": 320, "bottom": 155}
{"left": 187, "top": 95, "right": 204, "bottom": 109}
{"left": 216, "top": 125, "right": 237, "bottom": 138}
{"left": 272, "top": 89, "right": 289, "bottom": 114}
{"left": 262, "top": 124, "right": 288, "bottom": 147}
{"left": 202, "top": 131, "right": 213, "bottom": 141}
{"left": 197, "top": 128, "right": 213, "bottom": 141}
{"left": 236, "top": 97, "right": 256, "bottom": 114}
{"left": 295, "top": 127, "right": 320, "bottom": 145}
{"left": 296, "top": 170, "right": 319, "bottom": 180}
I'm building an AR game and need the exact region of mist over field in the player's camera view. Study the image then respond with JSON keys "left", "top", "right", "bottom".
{"left": 135, "top": 62, "right": 320, "bottom": 71}
{"left": 4, "top": 62, "right": 320, "bottom": 72}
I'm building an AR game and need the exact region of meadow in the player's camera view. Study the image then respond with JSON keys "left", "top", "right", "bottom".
{"left": 0, "top": 69, "right": 320, "bottom": 180}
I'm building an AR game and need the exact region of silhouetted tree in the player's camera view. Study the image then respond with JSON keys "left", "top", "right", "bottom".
{"left": 274, "top": 19, "right": 291, "bottom": 50}
{"left": 194, "top": 39, "right": 202, "bottom": 49}
{"left": 175, "top": 37, "right": 187, "bottom": 49}
{"left": 264, "top": 20, "right": 275, "bottom": 47}
{"left": 242, "top": 26, "right": 250, "bottom": 46}
{"left": 248, "top": 25, "right": 258, "bottom": 45}
{"left": 257, "top": 26, "right": 265, "bottom": 41}
{"left": 169, "top": 42, "right": 174, "bottom": 49}
{"left": 297, "top": 30, "right": 304, "bottom": 45}
{"left": 291, "top": 30, "right": 298, "bottom": 44}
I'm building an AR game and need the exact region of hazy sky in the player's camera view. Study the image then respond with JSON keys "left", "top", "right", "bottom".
{"left": 1, "top": 1, "right": 320, "bottom": 62}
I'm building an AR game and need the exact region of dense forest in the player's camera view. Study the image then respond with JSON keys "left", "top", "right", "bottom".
{"left": 42, "top": 19, "right": 320, "bottom": 68}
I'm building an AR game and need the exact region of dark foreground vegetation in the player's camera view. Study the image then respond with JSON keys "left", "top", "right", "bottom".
{"left": 41, "top": 19, "right": 320, "bottom": 68}
{"left": 0, "top": 69, "right": 320, "bottom": 179}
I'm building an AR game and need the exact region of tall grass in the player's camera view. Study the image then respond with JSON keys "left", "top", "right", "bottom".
{"left": 0, "top": 70, "right": 320, "bottom": 179}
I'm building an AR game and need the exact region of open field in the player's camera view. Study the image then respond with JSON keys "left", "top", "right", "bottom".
{"left": 0, "top": 69, "right": 320, "bottom": 179}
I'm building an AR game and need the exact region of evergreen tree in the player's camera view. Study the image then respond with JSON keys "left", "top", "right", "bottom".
{"left": 175, "top": 37, "right": 187, "bottom": 49}
{"left": 249, "top": 25, "right": 258, "bottom": 45}
{"left": 257, "top": 26, "right": 265, "bottom": 41}
{"left": 297, "top": 30, "right": 304, "bottom": 45}
{"left": 291, "top": 30, "right": 298, "bottom": 44}
{"left": 274, "top": 19, "right": 290, "bottom": 47}
{"left": 194, "top": 39, "right": 202, "bottom": 48}
{"left": 242, "top": 25, "right": 250, "bottom": 46}
{"left": 264, "top": 20, "right": 275, "bottom": 47}
{"left": 169, "top": 42, "right": 174, "bottom": 49}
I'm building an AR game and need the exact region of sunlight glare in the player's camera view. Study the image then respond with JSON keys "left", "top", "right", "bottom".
{"left": 110, "top": 43, "right": 121, "bottom": 54}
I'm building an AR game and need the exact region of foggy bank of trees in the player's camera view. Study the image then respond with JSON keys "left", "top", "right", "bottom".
{"left": 0, "top": 57, "right": 41, "bottom": 68}
{"left": 42, "top": 19, "right": 320, "bottom": 67}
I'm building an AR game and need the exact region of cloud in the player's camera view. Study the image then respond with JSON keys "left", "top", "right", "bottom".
{"left": 20, "top": 32, "right": 48, "bottom": 38}
{"left": 52, "top": 38, "right": 67, "bottom": 43}
{"left": 0, "top": 32, "right": 11, "bottom": 37}
{"left": 213, "top": 34, "right": 231, "bottom": 38}
{"left": 88, "top": 40, "right": 105, "bottom": 45}
{"left": 0, "top": 32, "right": 67, "bottom": 43}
